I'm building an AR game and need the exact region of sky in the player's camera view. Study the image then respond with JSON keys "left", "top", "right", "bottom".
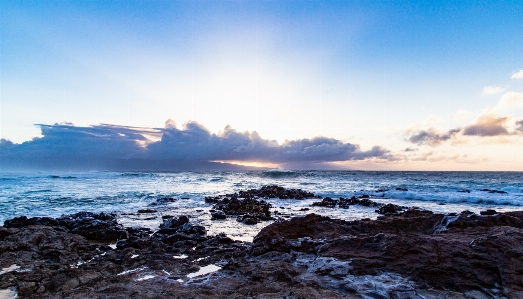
{"left": 1, "top": 0, "right": 523, "bottom": 171}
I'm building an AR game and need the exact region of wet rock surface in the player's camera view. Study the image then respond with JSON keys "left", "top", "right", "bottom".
{"left": 206, "top": 196, "right": 273, "bottom": 224}
{"left": 2, "top": 187, "right": 523, "bottom": 298}
{"left": 252, "top": 210, "right": 523, "bottom": 298}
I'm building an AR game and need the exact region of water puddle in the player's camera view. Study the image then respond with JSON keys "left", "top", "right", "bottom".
{"left": 173, "top": 254, "right": 188, "bottom": 259}
{"left": 187, "top": 264, "right": 221, "bottom": 278}
{"left": 136, "top": 275, "right": 156, "bottom": 281}
{"left": 0, "top": 265, "right": 20, "bottom": 275}
{"left": 117, "top": 266, "right": 147, "bottom": 276}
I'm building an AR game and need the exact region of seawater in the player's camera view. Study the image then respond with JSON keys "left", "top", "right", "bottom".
{"left": 1, "top": 171, "right": 522, "bottom": 240}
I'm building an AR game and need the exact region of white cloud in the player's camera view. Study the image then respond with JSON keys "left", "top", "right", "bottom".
{"left": 452, "top": 109, "right": 474, "bottom": 122}
{"left": 511, "top": 69, "right": 523, "bottom": 79}
{"left": 482, "top": 86, "right": 505, "bottom": 96}
{"left": 493, "top": 91, "right": 523, "bottom": 112}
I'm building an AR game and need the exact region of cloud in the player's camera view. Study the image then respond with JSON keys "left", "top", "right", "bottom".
{"left": 407, "top": 128, "right": 461, "bottom": 146}
{"left": 493, "top": 91, "right": 523, "bottom": 112}
{"left": 512, "top": 69, "right": 523, "bottom": 79}
{"left": 0, "top": 120, "right": 391, "bottom": 171}
{"left": 482, "top": 86, "right": 505, "bottom": 96}
{"left": 517, "top": 120, "right": 523, "bottom": 132}
{"left": 462, "top": 114, "right": 509, "bottom": 136}
{"left": 452, "top": 109, "right": 474, "bottom": 122}
{"left": 407, "top": 151, "right": 485, "bottom": 164}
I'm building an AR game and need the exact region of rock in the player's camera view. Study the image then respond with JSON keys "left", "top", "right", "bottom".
{"left": 480, "top": 209, "right": 497, "bottom": 216}
{"left": 252, "top": 211, "right": 523, "bottom": 294}
{"left": 156, "top": 197, "right": 177, "bottom": 204}
{"left": 4, "top": 212, "right": 128, "bottom": 241}
{"left": 311, "top": 196, "right": 381, "bottom": 209}
{"left": 375, "top": 203, "right": 406, "bottom": 215}
{"left": 211, "top": 211, "right": 227, "bottom": 220}
{"left": 211, "top": 197, "right": 272, "bottom": 223}
{"left": 395, "top": 187, "right": 408, "bottom": 191}
{"left": 137, "top": 209, "right": 157, "bottom": 213}
{"left": 480, "top": 189, "right": 507, "bottom": 194}
{"left": 237, "top": 215, "right": 259, "bottom": 225}
{"left": 57, "top": 212, "right": 128, "bottom": 241}
{"left": 311, "top": 197, "right": 337, "bottom": 208}
{"left": 160, "top": 215, "right": 190, "bottom": 229}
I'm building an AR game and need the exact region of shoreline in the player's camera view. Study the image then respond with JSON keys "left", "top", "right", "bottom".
{"left": 1, "top": 186, "right": 523, "bottom": 298}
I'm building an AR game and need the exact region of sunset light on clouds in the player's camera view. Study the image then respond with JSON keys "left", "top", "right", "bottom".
{"left": 1, "top": 1, "right": 523, "bottom": 171}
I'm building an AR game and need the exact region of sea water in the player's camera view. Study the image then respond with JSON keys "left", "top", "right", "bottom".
{"left": 1, "top": 171, "right": 522, "bottom": 240}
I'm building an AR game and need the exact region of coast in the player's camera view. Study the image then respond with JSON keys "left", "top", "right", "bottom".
{"left": 1, "top": 186, "right": 523, "bottom": 298}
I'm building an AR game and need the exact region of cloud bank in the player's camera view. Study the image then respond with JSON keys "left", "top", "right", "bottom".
{"left": 406, "top": 91, "right": 523, "bottom": 146}
{"left": 0, "top": 120, "right": 391, "bottom": 171}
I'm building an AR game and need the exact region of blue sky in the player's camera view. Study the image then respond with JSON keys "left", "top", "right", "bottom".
{"left": 1, "top": 1, "right": 523, "bottom": 170}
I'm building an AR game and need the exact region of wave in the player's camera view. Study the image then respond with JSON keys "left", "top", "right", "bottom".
{"left": 259, "top": 169, "right": 297, "bottom": 178}
{"left": 120, "top": 173, "right": 157, "bottom": 178}
{"left": 47, "top": 175, "right": 77, "bottom": 179}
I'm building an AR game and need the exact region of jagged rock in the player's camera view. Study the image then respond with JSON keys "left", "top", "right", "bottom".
{"left": 252, "top": 211, "right": 523, "bottom": 295}
{"left": 137, "top": 209, "right": 157, "bottom": 213}
{"left": 4, "top": 212, "right": 127, "bottom": 241}
{"left": 375, "top": 203, "right": 406, "bottom": 215}
{"left": 311, "top": 197, "right": 337, "bottom": 208}
{"left": 211, "top": 211, "right": 226, "bottom": 220}
{"left": 57, "top": 212, "right": 128, "bottom": 241}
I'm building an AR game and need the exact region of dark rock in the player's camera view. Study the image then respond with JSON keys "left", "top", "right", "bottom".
{"left": 211, "top": 197, "right": 272, "bottom": 223}
{"left": 237, "top": 215, "right": 259, "bottom": 225}
{"left": 137, "top": 209, "right": 157, "bottom": 213}
{"left": 395, "top": 187, "right": 408, "bottom": 191}
{"left": 480, "top": 189, "right": 507, "bottom": 194}
{"left": 311, "top": 197, "right": 337, "bottom": 208}
{"left": 156, "top": 197, "right": 177, "bottom": 204}
{"left": 480, "top": 209, "right": 498, "bottom": 216}
{"left": 211, "top": 211, "right": 227, "bottom": 220}
{"left": 252, "top": 211, "right": 523, "bottom": 294}
{"left": 57, "top": 212, "right": 128, "bottom": 241}
{"left": 160, "top": 215, "right": 189, "bottom": 229}
{"left": 375, "top": 203, "right": 405, "bottom": 215}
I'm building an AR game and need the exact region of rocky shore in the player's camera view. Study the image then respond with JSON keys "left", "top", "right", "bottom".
{"left": 1, "top": 186, "right": 523, "bottom": 298}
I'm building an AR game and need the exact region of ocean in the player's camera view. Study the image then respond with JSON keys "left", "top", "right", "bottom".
{"left": 1, "top": 170, "right": 522, "bottom": 241}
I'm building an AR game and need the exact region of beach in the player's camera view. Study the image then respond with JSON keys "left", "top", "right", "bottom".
{"left": 1, "top": 172, "right": 523, "bottom": 298}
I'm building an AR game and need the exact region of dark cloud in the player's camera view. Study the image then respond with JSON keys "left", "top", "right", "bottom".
{"left": 516, "top": 120, "right": 523, "bottom": 132}
{"left": 407, "top": 128, "right": 461, "bottom": 146}
{"left": 0, "top": 120, "right": 391, "bottom": 171}
{"left": 404, "top": 147, "right": 418, "bottom": 152}
{"left": 462, "top": 115, "right": 509, "bottom": 136}
{"left": 406, "top": 114, "right": 521, "bottom": 146}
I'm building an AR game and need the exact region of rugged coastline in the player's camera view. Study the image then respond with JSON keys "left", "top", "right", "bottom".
{"left": 1, "top": 186, "right": 523, "bottom": 298}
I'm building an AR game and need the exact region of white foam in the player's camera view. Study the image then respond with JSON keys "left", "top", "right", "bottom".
{"left": 433, "top": 215, "right": 460, "bottom": 234}
{"left": 173, "top": 254, "right": 188, "bottom": 259}
{"left": 131, "top": 254, "right": 139, "bottom": 259}
{"left": 0, "top": 288, "right": 18, "bottom": 299}
{"left": 187, "top": 264, "right": 221, "bottom": 278}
